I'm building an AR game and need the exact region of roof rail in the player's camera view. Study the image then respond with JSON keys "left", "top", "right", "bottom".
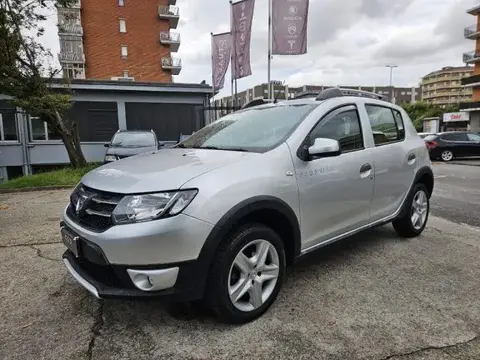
{"left": 315, "top": 87, "right": 384, "bottom": 101}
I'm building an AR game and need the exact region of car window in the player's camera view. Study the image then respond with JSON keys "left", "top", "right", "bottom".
{"left": 441, "top": 133, "right": 468, "bottom": 141}
{"left": 309, "top": 107, "right": 363, "bottom": 152}
{"left": 365, "top": 105, "right": 404, "bottom": 145}
{"left": 467, "top": 133, "right": 480, "bottom": 142}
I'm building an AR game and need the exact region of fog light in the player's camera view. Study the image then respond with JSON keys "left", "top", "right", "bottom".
{"left": 127, "top": 268, "right": 179, "bottom": 292}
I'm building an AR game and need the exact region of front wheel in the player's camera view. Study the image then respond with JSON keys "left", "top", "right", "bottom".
{"left": 393, "top": 183, "right": 430, "bottom": 238}
{"left": 204, "top": 224, "right": 286, "bottom": 324}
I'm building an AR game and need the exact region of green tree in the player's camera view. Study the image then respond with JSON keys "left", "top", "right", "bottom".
{"left": 0, "top": 0, "right": 87, "bottom": 168}
{"left": 401, "top": 101, "right": 459, "bottom": 131}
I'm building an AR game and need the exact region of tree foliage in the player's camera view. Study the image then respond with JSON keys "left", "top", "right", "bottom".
{"left": 400, "top": 101, "right": 460, "bottom": 131}
{"left": 0, "top": 0, "right": 87, "bottom": 168}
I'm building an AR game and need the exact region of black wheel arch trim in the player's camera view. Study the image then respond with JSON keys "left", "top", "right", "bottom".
{"left": 396, "top": 166, "right": 434, "bottom": 219}
{"left": 193, "top": 196, "right": 301, "bottom": 296}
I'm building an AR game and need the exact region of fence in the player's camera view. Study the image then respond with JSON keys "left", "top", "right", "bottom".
{"left": 204, "top": 104, "right": 241, "bottom": 124}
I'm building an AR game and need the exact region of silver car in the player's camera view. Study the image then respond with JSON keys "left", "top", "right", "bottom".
{"left": 61, "top": 89, "right": 433, "bottom": 323}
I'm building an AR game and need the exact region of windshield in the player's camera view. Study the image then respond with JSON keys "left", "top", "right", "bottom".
{"left": 178, "top": 104, "right": 317, "bottom": 152}
{"left": 111, "top": 132, "right": 155, "bottom": 147}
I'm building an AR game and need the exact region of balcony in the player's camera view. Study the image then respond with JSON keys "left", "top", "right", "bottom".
{"left": 463, "top": 51, "right": 480, "bottom": 64}
{"left": 161, "top": 56, "right": 182, "bottom": 75}
{"left": 461, "top": 73, "right": 480, "bottom": 87}
{"left": 58, "top": 24, "right": 83, "bottom": 36}
{"left": 464, "top": 24, "right": 480, "bottom": 39}
{"left": 160, "top": 31, "right": 181, "bottom": 52}
{"left": 58, "top": 52, "right": 85, "bottom": 63}
{"left": 158, "top": 5, "right": 179, "bottom": 29}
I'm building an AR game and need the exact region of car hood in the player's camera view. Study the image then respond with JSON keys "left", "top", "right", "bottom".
{"left": 82, "top": 148, "right": 258, "bottom": 194}
{"left": 106, "top": 146, "right": 157, "bottom": 157}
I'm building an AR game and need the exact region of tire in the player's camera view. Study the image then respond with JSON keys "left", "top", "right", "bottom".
{"left": 393, "top": 183, "right": 430, "bottom": 238}
{"left": 440, "top": 149, "right": 454, "bottom": 162}
{"left": 204, "top": 223, "right": 286, "bottom": 324}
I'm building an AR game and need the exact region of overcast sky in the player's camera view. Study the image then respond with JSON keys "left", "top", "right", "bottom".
{"left": 40, "top": 0, "right": 477, "bottom": 97}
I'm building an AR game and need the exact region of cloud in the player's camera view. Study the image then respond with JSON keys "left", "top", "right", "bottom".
{"left": 37, "top": 0, "right": 479, "bottom": 97}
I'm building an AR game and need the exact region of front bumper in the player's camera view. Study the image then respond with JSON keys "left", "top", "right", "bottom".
{"left": 62, "top": 250, "right": 206, "bottom": 300}
{"left": 63, "top": 210, "right": 214, "bottom": 265}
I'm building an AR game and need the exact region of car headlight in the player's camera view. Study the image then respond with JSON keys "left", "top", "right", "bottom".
{"left": 105, "top": 155, "right": 117, "bottom": 162}
{"left": 112, "top": 189, "right": 198, "bottom": 224}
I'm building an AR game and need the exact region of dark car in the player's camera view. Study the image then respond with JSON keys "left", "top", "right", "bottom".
{"left": 104, "top": 130, "right": 160, "bottom": 163}
{"left": 424, "top": 131, "right": 480, "bottom": 161}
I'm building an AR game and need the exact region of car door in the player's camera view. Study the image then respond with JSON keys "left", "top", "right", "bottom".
{"left": 363, "top": 104, "right": 416, "bottom": 222}
{"left": 440, "top": 133, "right": 469, "bottom": 157}
{"left": 466, "top": 133, "right": 480, "bottom": 156}
{"left": 291, "top": 105, "right": 375, "bottom": 251}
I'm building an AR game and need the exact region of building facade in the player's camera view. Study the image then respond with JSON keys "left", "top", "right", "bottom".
{"left": 0, "top": 80, "right": 211, "bottom": 182}
{"left": 460, "top": 4, "right": 480, "bottom": 131}
{"left": 214, "top": 83, "right": 420, "bottom": 111}
{"left": 57, "top": 0, "right": 181, "bottom": 82}
{"left": 420, "top": 66, "right": 473, "bottom": 107}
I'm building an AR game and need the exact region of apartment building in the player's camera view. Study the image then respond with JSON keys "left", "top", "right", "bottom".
{"left": 420, "top": 66, "right": 473, "bottom": 107}
{"left": 460, "top": 4, "right": 480, "bottom": 131}
{"left": 57, "top": 0, "right": 181, "bottom": 82}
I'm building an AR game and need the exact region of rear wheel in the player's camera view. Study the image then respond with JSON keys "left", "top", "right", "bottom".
{"left": 393, "top": 183, "right": 429, "bottom": 238}
{"left": 204, "top": 223, "right": 286, "bottom": 324}
{"left": 441, "top": 149, "right": 454, "bottom": 162}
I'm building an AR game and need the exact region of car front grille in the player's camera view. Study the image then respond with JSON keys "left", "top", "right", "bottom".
{"left": 67, "top": 185, "right": 124, "bottom": 232}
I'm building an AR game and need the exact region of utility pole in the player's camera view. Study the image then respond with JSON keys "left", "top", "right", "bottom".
{"left": 385, "top": 65, "right": 398, "bottom": 104}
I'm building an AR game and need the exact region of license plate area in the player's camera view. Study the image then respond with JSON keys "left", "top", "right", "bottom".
{"left": 61, "top": 227, "right": 80, "bottom": 258}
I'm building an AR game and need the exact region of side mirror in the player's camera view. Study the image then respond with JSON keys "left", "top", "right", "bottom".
{"left": 104, "top": 143, "right": 110, "bottom": 148}
{"left": 308, "top": 138, "right": 341, "bottom": 157}
{"left": 158, "top": 142, "right": 165, "bottom": 149}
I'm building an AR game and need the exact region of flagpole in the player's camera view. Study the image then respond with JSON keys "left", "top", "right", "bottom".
{"left": 267, "top": 0, "right": 272, "bottom": 100}
{"left": 210, "top": 32, "right": 216, "bottom": 104}
{"left": 230, "top": 0, "right": 235, "bottom": 109}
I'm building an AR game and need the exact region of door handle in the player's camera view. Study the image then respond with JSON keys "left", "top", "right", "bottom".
{"left": 360, "top": 163, "right": 372, "bottom": 173}
{"left": 407, "top": 153, "right": 416, "bottom": 165}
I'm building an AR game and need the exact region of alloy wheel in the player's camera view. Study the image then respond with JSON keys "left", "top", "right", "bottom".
{"left": 441, "top": 150, "right": 453, "bottom": 161}
{"left": 411, "top": 190, "right": 428, "bottom": 230}
{"left": 228, "top": 239, "right": 280, "bottom": 312}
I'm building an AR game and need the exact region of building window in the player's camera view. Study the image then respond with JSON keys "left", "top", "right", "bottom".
{"left": 29, "top": 117, "right": 61, "bottom": 141}
{"left": 119, "top": 0, "right": 125, "bottom": 5}
{"left": 401, "top": 91, "right": 405, "bottom": 95}
{"left": 121, "top": 45, "right": 128, "bottom": 58}
{"left": 0, "top": 113, "right": 18, "bottom": 142}
{"left": 119, "top": 19, "right": 126, "bottom": 33}
{"left": 407, "top": 91, "right": 412, "bottom": 95}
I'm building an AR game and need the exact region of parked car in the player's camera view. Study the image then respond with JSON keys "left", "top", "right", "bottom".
{"left": 424, "top": 131, "right": 480, "bottom": 161}
{"left": 61, "top": 88, "right": 433, "bottom": 323}
{"left": 104, "top": 130, "right": 160, "bottom": 163}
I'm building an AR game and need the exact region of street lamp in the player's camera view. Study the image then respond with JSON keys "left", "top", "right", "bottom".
{"left": 385, "top": 65, "right": 398, "bottom": 104}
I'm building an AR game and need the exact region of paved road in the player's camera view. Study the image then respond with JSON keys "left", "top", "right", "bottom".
{"left": 431, "top": 163, "right": 480, "bottom": 227}
{"left": 0, "top": 189, "right": 480, "bottom": 360}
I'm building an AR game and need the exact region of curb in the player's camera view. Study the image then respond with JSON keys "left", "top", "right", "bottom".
{"left": 450, "top": 163, "right": 480, "bottom": 167}
{"left": 0, "top": 185, "right": 73, "bottom": 194}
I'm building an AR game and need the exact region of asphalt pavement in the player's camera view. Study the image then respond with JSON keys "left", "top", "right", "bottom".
{"left": 431, "top": 162, "right": 480, "bottom": 227}
{"left": 0, "top": 165, "right": 480, "bottom": 360}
